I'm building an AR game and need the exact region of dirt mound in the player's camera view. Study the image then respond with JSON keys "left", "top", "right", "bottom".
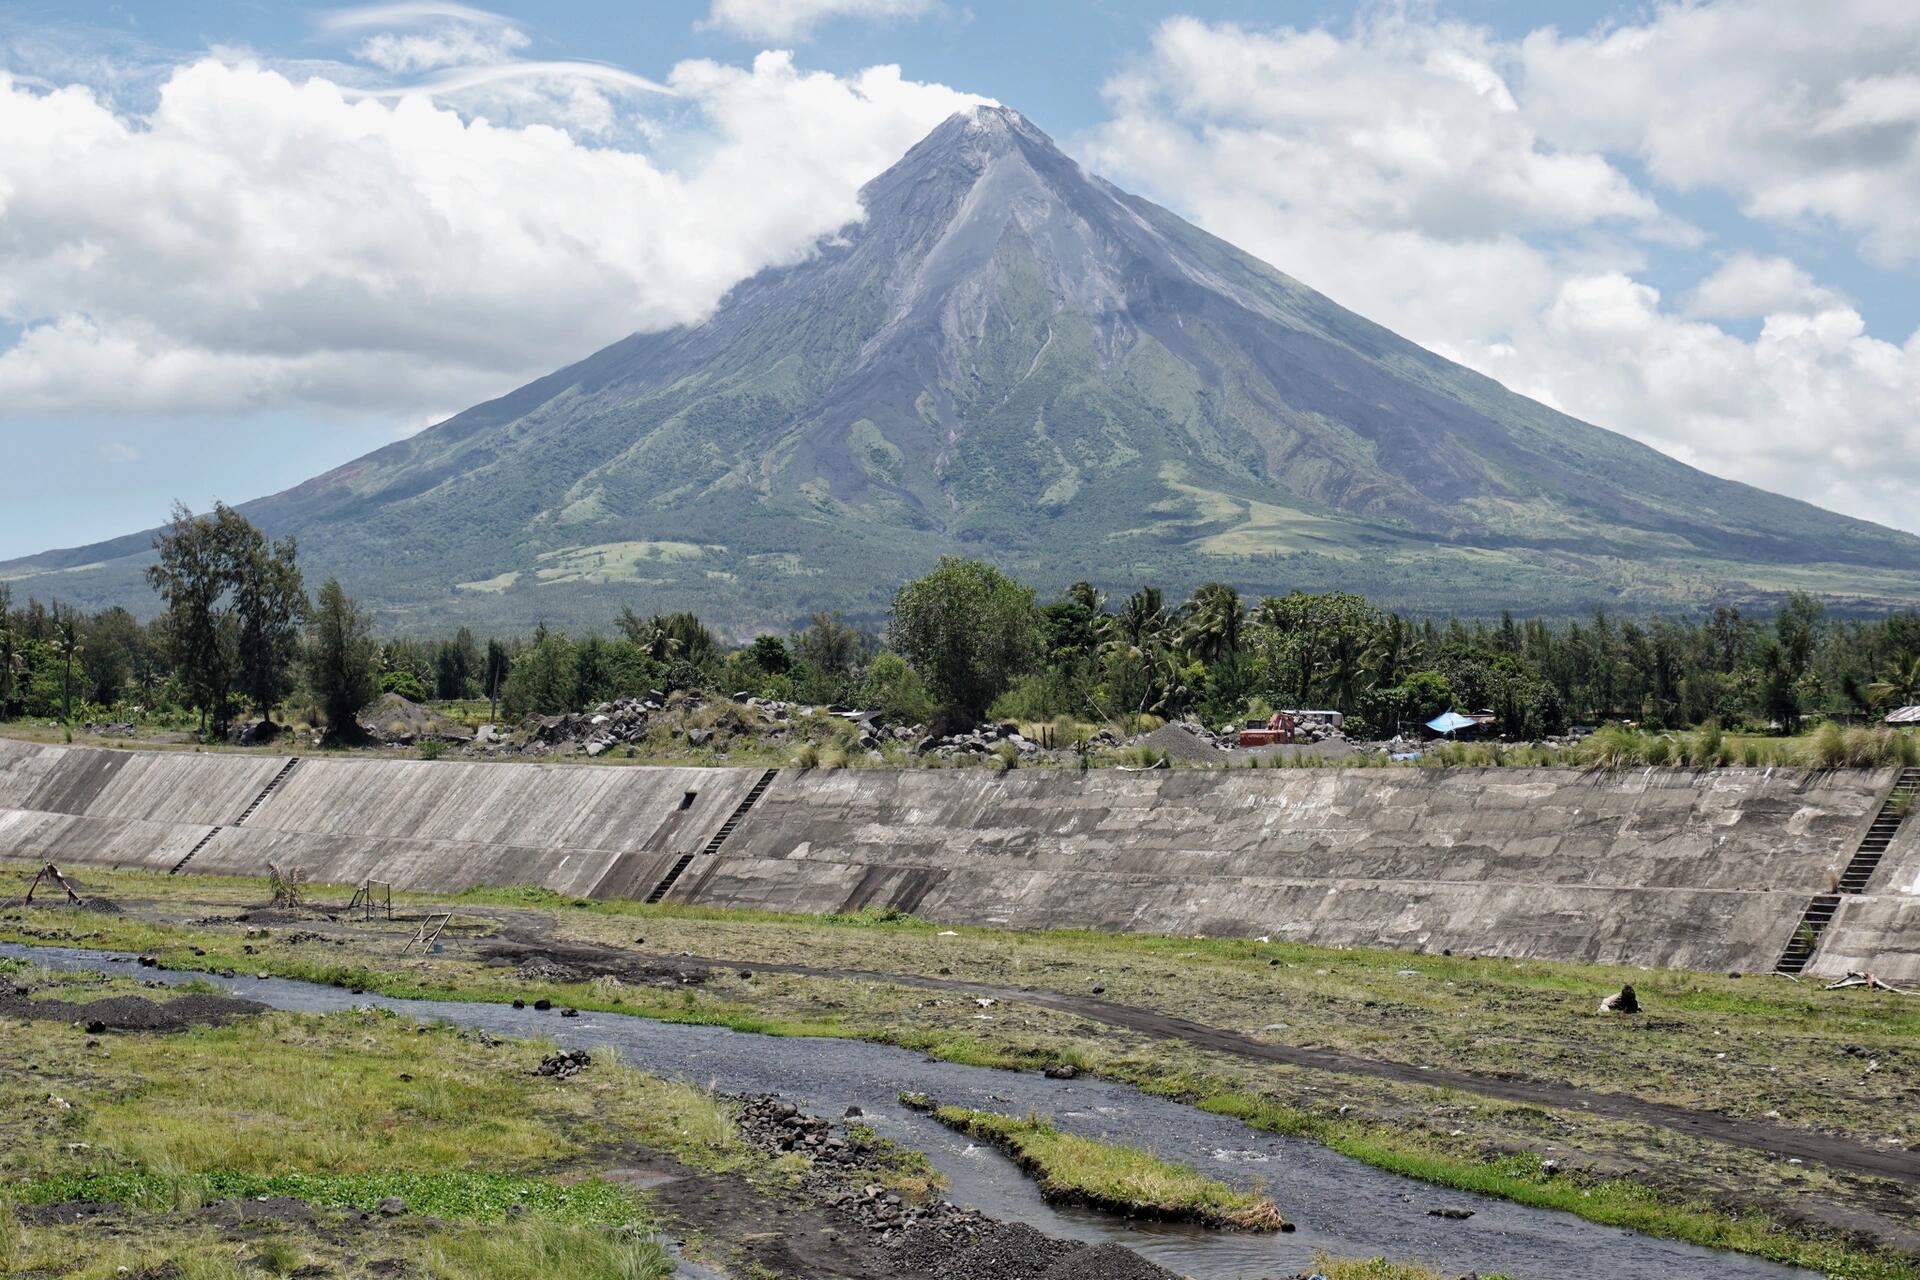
{"left": 358, "top": 693, "right": 469, "bottom": 745}
{"left": 23, "top": 894, "right": 122, "bottom": 914}
{"left": 1131, "top": 722, "right": 1230, "bottom": 763}
{"left": 1040, "top": 1243, "right": 1178, "bottom": 1279}
{"left": 0, "top": 991, "right": 266, "bottom": 1031}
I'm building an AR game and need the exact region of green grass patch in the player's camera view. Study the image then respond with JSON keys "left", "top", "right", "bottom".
{"left": 1197, "top": 1092, "right": 1920, "bottom": 1280}
{"left": 927, "top": 1104, "right": 1288, "bottom": 1231}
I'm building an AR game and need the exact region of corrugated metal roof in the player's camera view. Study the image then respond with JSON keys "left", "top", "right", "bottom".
{"left": 1883, "top": 705, "right": 1920, "bottom": 724}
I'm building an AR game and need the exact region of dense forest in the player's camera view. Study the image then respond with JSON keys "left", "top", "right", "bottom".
{"left": 4, "top": 505, "right": 1920, "bottom": 743}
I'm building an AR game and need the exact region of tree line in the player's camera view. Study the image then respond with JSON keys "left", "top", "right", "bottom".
{"left": 3, "top": 509, "right": 1920, "bottom": 741}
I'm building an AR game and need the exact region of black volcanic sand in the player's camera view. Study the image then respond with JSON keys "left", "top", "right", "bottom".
{"left": 0, "top": 988, "right": 265, "bottom": 1031}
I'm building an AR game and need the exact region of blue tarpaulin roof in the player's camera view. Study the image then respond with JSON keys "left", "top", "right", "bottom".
{"left": 1426, "top": 711, "right": 1479, "bottom": 734}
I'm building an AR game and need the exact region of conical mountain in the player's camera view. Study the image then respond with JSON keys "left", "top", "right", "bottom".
{"left": 10, "top": 105, "right": 1920, "bottom": 628}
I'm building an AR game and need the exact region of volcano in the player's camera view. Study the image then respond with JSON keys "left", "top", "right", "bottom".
{"left": 9, "top": 105, "right": 1919, "bottom": 629}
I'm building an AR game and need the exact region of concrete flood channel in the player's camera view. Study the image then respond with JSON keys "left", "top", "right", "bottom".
{"left": 5, "top": 944, "right": 1814, "bottom": 1280}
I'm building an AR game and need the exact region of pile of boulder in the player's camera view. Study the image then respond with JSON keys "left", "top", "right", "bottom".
{"left": 729, "top": 1093, "right": 993, "bottom": 1253}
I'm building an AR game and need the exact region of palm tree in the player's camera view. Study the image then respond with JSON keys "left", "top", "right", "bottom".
{"left": 1182, "top": 583, "right": 1245, "bottom": 664}
{"left": 1362, "top": 614, "right": 1422, "bottom": 691}
{"left": 1115, "top": 588, "right": 1166, "bottom": 650}
{"left": 1866, "top": 653, "right": 1920, "bottom": 710}
{"left": 54, "top": 609, "right": 84, "bottom": 723}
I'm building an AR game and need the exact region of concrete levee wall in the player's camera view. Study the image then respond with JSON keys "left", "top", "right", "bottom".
{"left": 2, "top": 738, "right": 1913, "bottom": 979}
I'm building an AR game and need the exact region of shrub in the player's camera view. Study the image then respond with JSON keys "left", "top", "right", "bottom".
{"left": 1804, "top": 723, "right": 1848, "bottom": 769}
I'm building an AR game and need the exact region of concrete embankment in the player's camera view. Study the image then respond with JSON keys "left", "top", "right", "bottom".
{"left": 2, "top": 739, "right": 1912, "bottom": 979}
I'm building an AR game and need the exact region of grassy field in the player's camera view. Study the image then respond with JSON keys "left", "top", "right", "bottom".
{"left": 1, "top": 862, "right": 1915, "bottom": 1278}
{"left": 0, "top": 958, "right": 730, "bottom": 1277}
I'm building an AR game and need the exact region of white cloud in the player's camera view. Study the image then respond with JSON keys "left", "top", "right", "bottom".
{"left": 1081, "top": 12, "right": 1920, "bottom": 533}
{"left": 1479, "top": 278, "right": 1920, "bottom": 529}
{"left": 703, "top": 0, "right": 933, "bottom": 43}
{"left": 1684, "top": 255, "right": 1844, "bottom": 320}
{"left": 0, "top": 54, "right": 981, "bottom": 417}
{"left": 315, "top": 2, "right": 531, "bottom": 74}
{"left": 97, "top": 441, "right": 141, "bottom": 464}
{"left": 1517, "top": 0, "right": 1920, "bottom": 265}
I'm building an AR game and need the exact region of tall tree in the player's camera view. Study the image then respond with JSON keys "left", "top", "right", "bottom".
{"left": 146, "top": 503, "right": 240, "bottom": 733}
{"left": 889, "top": 558, "right": 1042, "bottom": 725}
{"left": 305, "top": 578, "right": 378, "bottom": 737}
{"left": 145, "top": 503, "right": 305, "bottom": 731}
{"left": 235, "top": 531, "right": 307, "bottom": 721}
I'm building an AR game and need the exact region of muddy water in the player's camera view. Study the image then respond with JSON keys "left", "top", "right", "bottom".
{"left": 4, "top": 945, "right": 1816, "bottom": 1280}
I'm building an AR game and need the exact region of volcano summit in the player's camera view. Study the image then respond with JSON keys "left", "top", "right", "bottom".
{"left": 9, "top": 105, "right": 1918, "bottom": 628}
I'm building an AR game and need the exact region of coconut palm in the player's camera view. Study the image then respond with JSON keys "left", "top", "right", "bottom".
{"left": 1114, "top": 588, "right": 1166, "bottom": 650}
{"left": 1866, "top": 653, "right": 1920, "bottom": 710}
{"left": 1182, "top": 582, "right": 1245, "bottom": 663}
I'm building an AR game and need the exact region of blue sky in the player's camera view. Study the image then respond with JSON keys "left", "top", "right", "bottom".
{"left": 1, "top": 0, "right": 1917, "bottom": 558}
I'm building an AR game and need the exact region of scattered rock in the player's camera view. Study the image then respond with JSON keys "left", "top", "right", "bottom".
{"left": 533, "top": 1049, "right": 592, "bottom": 1079}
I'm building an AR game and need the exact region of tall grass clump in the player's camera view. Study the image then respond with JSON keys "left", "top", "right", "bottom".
{"left": 1685, "top": 721, "right": 1725, "bottom": 767}
{"left": 1579, "top": 725, "right": 1642, "bottom": 769}
{"left": 420, "top": 1219, "right": 671, "bottom": 1280}
{"left": 1803, "top": 723, "right": 1850, "bottom": 769}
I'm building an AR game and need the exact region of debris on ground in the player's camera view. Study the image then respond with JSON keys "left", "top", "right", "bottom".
{"left": 532, "top": 1049, "right": 591, "bottom": 1078}
{"left": 1824, "top": 971, "right": 1915, "bottom": 995}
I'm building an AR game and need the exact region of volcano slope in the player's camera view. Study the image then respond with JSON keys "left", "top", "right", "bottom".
{"left": 7, "top": 107, "right": 1920, "bottom": 630}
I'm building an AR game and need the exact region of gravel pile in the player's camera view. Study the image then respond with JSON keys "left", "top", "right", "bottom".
{"left": 0, "top": 990, "right": 266, "bottom": 1031}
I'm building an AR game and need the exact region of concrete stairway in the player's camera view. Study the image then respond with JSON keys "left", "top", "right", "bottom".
{"left": 168, "top": 826, "right": 225, "bottom": 876}
{"left": 1774, "top": 766, "right": 1919, "bottom": 973}
{"left": 170, "top": 757, "right": 301, "bottom": 876}
{"left": 234, "top": 758, "right": 300, "bottom": 826}
{"left": 1775, "top": 895, "right": 1841, "bottom": 975}
{"left": 644, "top": 768, "right": 779, "bottom": 905}
{"left": 1837, "top": 765, "right": 1920, "bottom": 893}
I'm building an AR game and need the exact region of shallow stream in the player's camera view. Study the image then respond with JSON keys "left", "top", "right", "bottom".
{"left": 3, "top": 944, "right": 1816, "bottom": 1280}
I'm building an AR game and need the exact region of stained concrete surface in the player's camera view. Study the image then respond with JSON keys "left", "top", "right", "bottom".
{"left": 2, "top": 739, "right": 1912, "bottom": 979}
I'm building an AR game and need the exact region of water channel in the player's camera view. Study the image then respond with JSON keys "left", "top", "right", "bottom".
{"left": 2, "top": 944, "right": 1817, "bottom": 1280}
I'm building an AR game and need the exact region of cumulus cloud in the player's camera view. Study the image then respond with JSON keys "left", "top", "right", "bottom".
{"left": 0, "top": 54, "right": 981, "bottom": 417}
{"left": 703, "top": 0, "right": 934, "bottom": 43}
{"left": 1081, "top": 11, "right": 1920, "bottom": 533}
{"left": 1518, "top": 0, "right": 1920, "bottom": 265}
{"left": 1683, "top": 255, "right": 1844, "bottom": 320}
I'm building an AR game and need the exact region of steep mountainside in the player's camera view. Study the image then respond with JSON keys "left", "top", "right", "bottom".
{"left": 9, "top": 106, "right": 1920, "bottom": 631}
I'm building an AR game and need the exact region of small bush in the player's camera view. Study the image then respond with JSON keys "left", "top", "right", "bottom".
{"left": 418, "top": 739, "right": 445, "bottom": 761}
